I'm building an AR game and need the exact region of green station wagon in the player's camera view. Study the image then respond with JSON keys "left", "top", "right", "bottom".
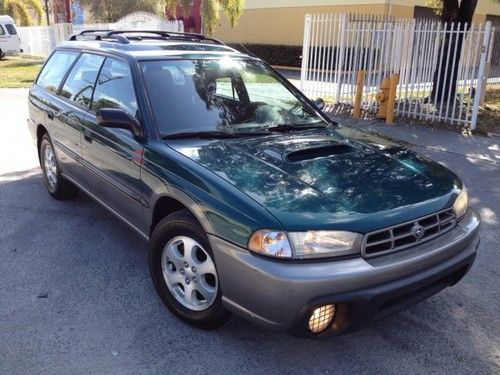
{"left": 27, "top": 30, "right": 480, "bottom": 337}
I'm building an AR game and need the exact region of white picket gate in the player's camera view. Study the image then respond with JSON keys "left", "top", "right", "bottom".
{"left": 17, "top": 12, "right": 183, "bottom": 58}
{"left": 72, "top": 12, "right": 184, "bottom": 34}
{"left": 300, "top": 14, "right": 494, "bottom": 129}
{"left": 17, "top": 23, "right": 72, "bottom": 57}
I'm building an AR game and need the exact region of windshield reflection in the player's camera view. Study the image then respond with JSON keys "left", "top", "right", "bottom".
{"left": 141, "top": 58, "right": 326, "bottom": 136}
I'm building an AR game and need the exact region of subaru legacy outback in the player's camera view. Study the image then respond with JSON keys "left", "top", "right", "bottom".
{"left": 27, "top": 30, "right": 480, "bottom": 337}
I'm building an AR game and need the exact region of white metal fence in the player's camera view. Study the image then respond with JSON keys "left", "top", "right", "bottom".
{"left": 489, "top": 31, "right": 500, "bottom": 84}
{"left": 18, "top": 12, "right": 183, "bottom": 58}
{"left": 300, "top": 14, "right": 494, "bottom": 129}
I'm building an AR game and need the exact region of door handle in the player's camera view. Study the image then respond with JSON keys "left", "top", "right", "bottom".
{"left": 83, "top": 129, "right": 92, "bottom": 143}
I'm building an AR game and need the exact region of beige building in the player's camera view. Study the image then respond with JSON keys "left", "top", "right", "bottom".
{"left": 214, "top": 0, "right": 500, "bottom": 46}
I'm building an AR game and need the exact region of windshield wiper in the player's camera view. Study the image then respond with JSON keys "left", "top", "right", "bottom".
{"left": 264, "top": 123, "right": 327, "bottom": 133}
{"left": 162, "top": 130, "right": 270, "bottom": 140}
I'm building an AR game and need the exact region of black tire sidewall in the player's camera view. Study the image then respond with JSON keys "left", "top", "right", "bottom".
{"left": 40, "top": 135, "right": 60, "bottom": 195}
{"left": 150, "top": 212, "right": 230, "bottom": 329}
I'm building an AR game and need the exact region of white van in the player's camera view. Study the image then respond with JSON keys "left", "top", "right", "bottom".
{"left": 0, "top": 15, "right": 22, "bottom": 58}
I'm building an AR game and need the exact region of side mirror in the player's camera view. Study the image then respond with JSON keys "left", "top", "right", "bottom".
{"left": 96, "top": 108, "right": 142, "bottom": 137}
{"left": 314, "top": 97, "right": 325, "bottom": 111}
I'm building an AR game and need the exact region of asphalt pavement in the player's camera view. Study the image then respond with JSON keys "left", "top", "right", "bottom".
{"left": 0, "top": 88, "right": 498, "bottom": 374}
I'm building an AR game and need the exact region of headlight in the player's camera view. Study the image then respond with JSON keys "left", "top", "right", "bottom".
{"left": 248, "top": 230, "right": 292, "bottom": 258}
{"left": 248, "top": 230, "right": 361, "bottom": 259}
{"left": 289, "top": 231, "right": 362, "bottom": 258}
{"left": 453, "top": 188, "right": 468, "bottom": 219}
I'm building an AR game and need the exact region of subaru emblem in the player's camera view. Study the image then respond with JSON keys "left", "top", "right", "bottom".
{"left": 412, "top": 225, "right": 426, "bottom": 240}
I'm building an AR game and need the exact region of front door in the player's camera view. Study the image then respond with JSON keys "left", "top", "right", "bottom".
{"left": 81, "top": 57, "right": 145, "bottom": 233}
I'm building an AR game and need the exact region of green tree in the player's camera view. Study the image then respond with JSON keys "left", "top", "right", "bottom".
{"left": 165, "top": 0, "right": 245, "bottom": 35}
{"left": 80, "top": 0, "right": 163, "bottom": 23}
{"left": 0, "top": 0, "right": 43, "bottom": 26}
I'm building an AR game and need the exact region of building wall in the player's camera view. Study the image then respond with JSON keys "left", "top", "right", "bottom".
{"left": 213, "top": 0, "right": 500, "bottom": 45}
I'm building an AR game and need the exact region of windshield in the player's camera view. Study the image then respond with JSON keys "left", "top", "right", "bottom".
{"left": 140, "top": 57, "right": 327, "bottom": 137}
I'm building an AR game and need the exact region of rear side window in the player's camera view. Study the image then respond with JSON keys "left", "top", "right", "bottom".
{"left": 92, "top": 58, "right": 138, "bottom": 118}
{"left": 37, "top": 51, "right": 79, "bottom": 93}
{"left": 0, "top": 26, "right": 5, "bottom": 36}
{"left": 60, "top": 53, "right": 105, "bottom": 108}
{"left": 5, "top": 24, "right": 17, "bottom": 35}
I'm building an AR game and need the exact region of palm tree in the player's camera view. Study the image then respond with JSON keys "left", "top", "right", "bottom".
{"left": 0, "top": 0, "right": 43, "bottom": 26}
{"left": 165, "top": 0, "right": 245, "bottom": 35}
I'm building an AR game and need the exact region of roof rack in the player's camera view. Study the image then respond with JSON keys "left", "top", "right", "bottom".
{"left": 69, "top": 29, "right": 225, "bottom": 46}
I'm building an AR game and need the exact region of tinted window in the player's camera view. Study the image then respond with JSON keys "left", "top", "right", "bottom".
{"left": 5, "top": 24, "right": 17, "bottom": 35}
{"left": 92, "top": 58, "right": 138, "bottom": 118}
{"left": 141, "top": 59, "right": 325, "bottom": 136}
{"left": 60, "top": 53, "right": 105, "bottom": 108}
{"left": 0, "top": 26, "right": 5, "bottom": 36}
{"left": 37, "top": 51, "right": 79, "bottom": 93}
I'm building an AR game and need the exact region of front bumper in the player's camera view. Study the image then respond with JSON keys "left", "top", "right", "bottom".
{"left": 209, "top": 209, "right": 480, "bottom": 336}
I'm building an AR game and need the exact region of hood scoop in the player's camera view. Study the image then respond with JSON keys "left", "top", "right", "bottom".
{"left": 286, "top": 144, "right": 355, "bottom": 162}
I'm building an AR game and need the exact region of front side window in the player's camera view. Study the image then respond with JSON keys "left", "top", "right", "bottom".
{"left": 37, "top": 50, "right": 79, "bottom": 93}
{"left": 0, "top": 25, "right": 5, "bottom": 36}
{"left": 141, "top": 57, "right": 326, "bottom": 137}
{"left": 5, "top": 24, "right": 17, "bottom": 35}
{"left": 92, "top": 58, "right": 138, "bottom": 118}
{"left": 60, "top": 53, "right": 105, "bottom": 108}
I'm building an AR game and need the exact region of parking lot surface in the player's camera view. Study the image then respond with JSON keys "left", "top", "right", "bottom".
{"left": 0, "top": 88, "right": 499, "bottom": 374}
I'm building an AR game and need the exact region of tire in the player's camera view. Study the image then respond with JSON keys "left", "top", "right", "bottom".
{"left": 150, "top": 209, "right": 231, "bottom": 330}
{"left": 39, "top": 133, "right": 79, "bottom": 200}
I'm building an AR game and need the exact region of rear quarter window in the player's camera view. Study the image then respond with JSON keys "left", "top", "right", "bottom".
{"left": 5, "top": 24, "right": 17, "bottom": 35}
{"left": 37, "top": 51, "right": 79, "bottom": 93}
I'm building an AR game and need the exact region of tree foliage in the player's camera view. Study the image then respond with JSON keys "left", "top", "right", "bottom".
{"left": 0, "top": 0, "right": 43, "bottom": 25}
{"left": 80, "top": 0, "right": 163, "bottom": 23}
{"left": 165, "top": 0, "right": 245, "bottom": 35}
{"left": 426, "top": 0, "right": 443, "bottom": 16}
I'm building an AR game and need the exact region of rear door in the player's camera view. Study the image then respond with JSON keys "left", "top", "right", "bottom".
{"left": 0, "top": 23, "right": 15, "bottom": 53}
{"left": 3, "top": 23, "right": 20, "bottom": 53}
{"left": 81, "top": 57, "right": 146, "bottom": 232}
{"left": 31, "top": 50, "right": 83, "bottom": 179}
{"left": 53, "top": 52, "right": 105, "bottom": 184}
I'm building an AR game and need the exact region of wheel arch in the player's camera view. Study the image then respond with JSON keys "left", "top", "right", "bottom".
{"left": 149, "top": 192, "right": 215, "bottom": 237}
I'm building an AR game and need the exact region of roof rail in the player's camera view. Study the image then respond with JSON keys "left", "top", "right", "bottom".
{"left": 69, "top": 29, "right": 225, "bottom": 46}
{"left": 69, "top": 30, "right": 130, "bottom": 44}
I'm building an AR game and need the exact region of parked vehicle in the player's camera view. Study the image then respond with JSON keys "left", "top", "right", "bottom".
{"left": 27, "top": 30, "right": 480, "bottom": 337}
{"left": 0, "top": 15, "right": 21, "bottom": 58}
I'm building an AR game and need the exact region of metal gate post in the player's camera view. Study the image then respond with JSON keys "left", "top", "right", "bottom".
{"left": 471, "top": 21, "right": 492, "bottom": 130}
{"left": 300, "top": 15, "right": 313, "bottom": 92}
{"left": 335, "top": 14, "right": 347, "bottom": 103}
{"left": 479, "top": 26, "right": 495, "bottom": 105}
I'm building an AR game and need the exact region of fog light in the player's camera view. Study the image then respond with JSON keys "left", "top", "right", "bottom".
{"left": 308, "top": 304, "right": 336, "bottom": 333}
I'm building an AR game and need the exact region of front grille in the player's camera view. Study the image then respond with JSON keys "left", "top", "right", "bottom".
{"left": 362, "top": 208, "right": 456, "bottom": 258}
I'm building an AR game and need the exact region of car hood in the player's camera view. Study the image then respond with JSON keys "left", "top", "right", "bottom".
{"left": 168, "top": 127, "right": 461, "bottom": 232}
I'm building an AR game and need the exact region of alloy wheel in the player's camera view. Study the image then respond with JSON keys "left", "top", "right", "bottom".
{"left": 43, "top": 143, "right": 58, "bottom": 190}
{"left": 161, "top": 236, "right": 218, "bottom": 311}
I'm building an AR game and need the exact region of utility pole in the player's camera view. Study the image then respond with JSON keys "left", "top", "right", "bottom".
{"left": 64, "top": 0, "right": 71, "bottom": 23}
{"left": 44, "top": 0, "right": 50, "bottom": 25}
